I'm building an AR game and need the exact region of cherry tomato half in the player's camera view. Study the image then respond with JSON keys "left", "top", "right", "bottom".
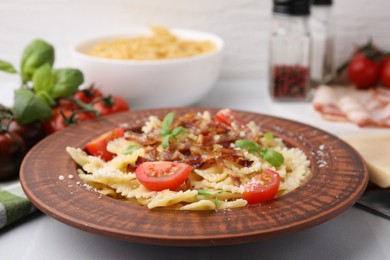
{"left": 93, "top": 96, "right": 129, "bottom": 116}
{"left": 242, "top": 169, "right": 280, "bottom": 204}
{"left": 347, "top": 54, "right": 381, "bottom": 89}
{"left": 215, "top": 109, "right": 244, "bottom": 127}
{"left": 135, "top": 161, "right": 193, "bottom": 191}
{"left": 85, "top": 127, "right": 125, "bottom": 161}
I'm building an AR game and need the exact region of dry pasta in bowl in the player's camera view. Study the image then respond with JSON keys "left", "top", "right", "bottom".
{"left": 66, "top": 109, "right": 311, "bottom": 210}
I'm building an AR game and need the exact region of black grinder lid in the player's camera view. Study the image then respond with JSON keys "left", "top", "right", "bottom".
{"left": 273, "top": 0, "right": 310, "bottom": 16}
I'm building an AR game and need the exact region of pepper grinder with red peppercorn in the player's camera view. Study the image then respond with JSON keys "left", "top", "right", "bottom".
{"left": 269, "top": 0, "right": 311, "bottom": 101}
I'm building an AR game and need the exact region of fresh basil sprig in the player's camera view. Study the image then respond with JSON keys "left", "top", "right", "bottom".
{"left": 234, "top": 139, "right": 284, "bottom": 167}
{"left": 0, "top": 39, "right": 86, "bottom": 125}
{"left": 159, "top": 112, "right": 185, "bottom": 148}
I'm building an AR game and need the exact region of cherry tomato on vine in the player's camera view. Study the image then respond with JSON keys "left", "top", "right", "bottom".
{"left": 92, "top": 96, "right": 129, "bottom": 116}
{"left": 135, "top": 161, "right": 193, "bottom": 191}
{"left": 43, "top": 109, "right": 96, "bottom": 134}
{"left": 0, "top": 132, "right": 26, "bottom": 180}
{"left": 8, "top": 120, "right": 46, "bottom": 149}
{"left": 380, "top": 58, "right": 390, "bottom": 89}
{"left": 85, "top": 127, "right": 125, "bottom": 161}
{"left": 73, "top": 87, "right": 103, "bottom": 104}
{"left": 347, "top": 54, "right": 381, "bottom": 89}
{"left": 242, "top": 169, "right": 280, "bottom": 204}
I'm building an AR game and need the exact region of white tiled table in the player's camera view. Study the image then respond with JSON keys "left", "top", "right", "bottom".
{"left": 1, "top": 79, "right": 389, "bottom": 260}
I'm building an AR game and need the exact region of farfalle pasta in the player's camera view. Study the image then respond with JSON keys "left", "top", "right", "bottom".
{"left": 67, "top": 109, "right": 310, "bottom": 210}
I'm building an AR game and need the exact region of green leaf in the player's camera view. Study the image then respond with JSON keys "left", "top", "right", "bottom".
{"left": 122, "top": 144, "right": 139, "bottom": 154}
{"left": 214, "top": 190, "right": 224, "bottom": 206}
{"left": 171, "top": 127, "right": 185, "bottom": 137}
{"left": 160, "top": 112, "right": 175, "bottom": 136}
{"left": 197, "top": 189, "right": 215, "bottom": 197}
{"left": 21, "top": 39, "right": 55, "bottom": 83}
{"left": 263, "top": 132, "right": 274, "bottom": 140}
{"left": 13, "top": 88, "right": 52, "bottom": 124}
{"left": 161, "top": 135, "right": 170, "bottom": 149}
{"left": 235, "top": 139, "right": 260, "bottom": 153}
{"left": 0, "top": 60, "right": 17, "bottom": 74}
{"left": 36, "top": 90, "right": 56, "bottom": 106}
{"left": 263, "top": 150, "right": 284, "bottom": 167}
{"left": 50, "top": 68, "right": 84, "bottom": 98}
{"left": 32, "top": 64, "right": 56, "bottom": 93}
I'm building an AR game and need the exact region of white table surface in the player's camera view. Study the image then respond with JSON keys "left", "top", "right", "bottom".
{"left": 0, "top": 79, "right": 389, "bottom": 260}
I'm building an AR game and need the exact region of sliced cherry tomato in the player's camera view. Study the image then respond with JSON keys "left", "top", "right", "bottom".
{"left": 242, "top": 169, "right": 280, "bottom": 204}
{"left": 347, "top": 54, "right": 381, "bottom": 89}
{"left": 85, "top": 127, "right": 125, "bottom": 161}
{"left": 135, "top": 161, "right": 192, "bottom": 191}
{"left": 73, "top": 87, "right": 103, "bottom": 104}
{"left": 380, "top": 58, "right": 390, "bottom": 89}
{"left": 215, "top": 109, "right": 244, "bottom": 127}
{"left": 93, "top": 96, "right": 129, "bottom": 116}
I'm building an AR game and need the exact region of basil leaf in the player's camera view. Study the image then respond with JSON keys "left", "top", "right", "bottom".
{"left": 21, "top": 39, "right": 55, "bottom": 83}
{"left": 160, "top": 112, "right": 175, "bottom": 136}
{"left": 171, "top": 127, "right": 185, "bottom": 137}
{"left": 263, "top": 132, "right": 274, "bottom": 140}
{"left": 122, "top": 144, "right": 139, "bottom": 154}
{"left": 51, "top": 68, "right": 84, "bottom": 98}
{"left": 32, "top": 64, "right": 56, "bottom": 93}
{"left": 161, "top": 135, "right": 170, "bottom": 149}
{"left": 13, "top": 88, "right": 52, "bottom": 124}
{"left": 197, "top": 189, "right": 215, "bottom": 197}
{"left": 36, "top": 90, "right": 56, "bottom": 106}
{"left": 0, "top": 60, "right": 17, "bottom": 74}
{"left": 214, "top": 190, "right": 224, "bottom": 206}
{"left": 235, "top": 139, "right": 260, "bottom": 153}
{"left": 263, "top": 150, "right": 284, "bottom": 167}
{"left": 260, "top": 147, "right": 267, "bottom": 157}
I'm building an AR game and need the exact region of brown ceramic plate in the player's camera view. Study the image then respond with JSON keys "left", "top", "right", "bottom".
{"left": 20, "top": 108, "right": 368, "bottom": 246}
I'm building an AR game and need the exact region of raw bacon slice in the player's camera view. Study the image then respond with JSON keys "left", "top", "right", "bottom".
{"left": 312, "top": 85, "right": 390, "bottom": 128}
{"left": 337, "top": 96, "right": 373, "bottom": 127}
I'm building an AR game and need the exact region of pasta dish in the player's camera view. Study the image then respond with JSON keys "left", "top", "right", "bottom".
{"left": 66, "top": 109, "right": 310, "bottom": 210}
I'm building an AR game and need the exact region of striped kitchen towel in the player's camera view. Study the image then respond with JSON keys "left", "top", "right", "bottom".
{"left": 0, "top": 179, "right": 36, "bottom": 229}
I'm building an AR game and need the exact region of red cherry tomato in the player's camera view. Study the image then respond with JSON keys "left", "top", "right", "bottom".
{"left": 215, "top": 109, "right": 244, "bottom": 127}
{"left": 93, "top": 96, "right": 129, "bottom": 116}
{"left": 8, "top": 120, "right": 46, "bottom": 149}
{"left": 135, "top": 161, "right": 193, "bottom": 191}
{"left": 347, "top": 54, "right": 381, "bottom": 89}
{"left": 85, "top": 127, "right": 125, "bottom": 161}
{"left": 0, "top": 132, "right": 26, "bottom": 180}
{"left": 73, "top": 87, "right": 103, "bottom": 104}
{"left": 242, "top": 169, "right": 280, "bottom": 204}
{"left": 43, "top": 109, "right": 96, "bottom": 134}
{"left": 380, "top": 58, "right": 390, "bottom": 89}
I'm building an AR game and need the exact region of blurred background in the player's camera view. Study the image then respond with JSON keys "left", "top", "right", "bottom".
{"left": 0, "top": 0, "right": 390, "bottom": 81}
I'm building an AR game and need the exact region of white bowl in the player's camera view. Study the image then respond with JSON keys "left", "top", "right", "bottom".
{"left": 70, "top": 28, "right": 224, "bottom": 109}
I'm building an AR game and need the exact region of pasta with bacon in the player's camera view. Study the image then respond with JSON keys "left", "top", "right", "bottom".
{"left": 66, "top": 109, "right": 310, "bottom": 210}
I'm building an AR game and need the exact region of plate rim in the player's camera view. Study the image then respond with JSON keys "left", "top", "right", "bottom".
{"left": 20, "top": 107, "right": 369, "bottom": 246}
